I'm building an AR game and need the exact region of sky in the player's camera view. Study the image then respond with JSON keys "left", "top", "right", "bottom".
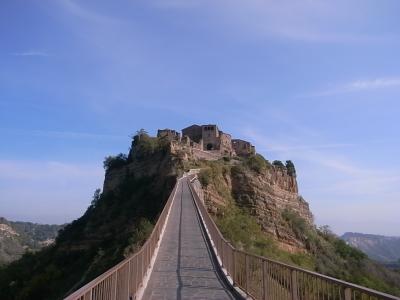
{"left": 1, "top": 0, "right": 400, "bottom": 236}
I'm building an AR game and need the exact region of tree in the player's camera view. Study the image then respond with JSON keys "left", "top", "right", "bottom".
{"left": 285, "top": 160, "right": 296, "bottom": 176}
{"left": 103, "top": 153, "right": 128, "bottom": 171}
{"left": 135, "top": 129, "right": 148, "bottom": 140}
{"left": 272, "top": 160, "right": 285, "bottom": 167}
{"left": 91, "top": 189, "right": 101, "bottom": 208}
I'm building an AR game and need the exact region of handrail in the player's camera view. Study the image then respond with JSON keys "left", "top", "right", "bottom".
{"left": 64, "top": 179, "right": 179, "bottom": 300}
{"left": 187, "top": 177, "right": 400, "bottom": 300}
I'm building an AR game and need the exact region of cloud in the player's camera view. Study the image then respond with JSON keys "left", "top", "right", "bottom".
{"left": 258, "top": 142, "right": 354, "bottom": 152}
{"left": 0, "top": 160, "right": 103, "bottom": 181}
{"left": 306, "top": 77, "right": 400, "bottom": 97}
{"left": 11, "top": 51, "right": 50, "bottom": 57}
{"left": 0, "top": 160, "right": 104, "bottom": 224}
{"left": 0, "top": 128, "right": 128, "bottom": 141}
{"left": 58, "top": 0, "right": 122, "bottom": 24}
{"left": 243, "top": 127, "right": 400, "bottom": 235}
{"left": 30, "top": 129, "right": 127, "bottom": 140}
{"left": 152, "top": 0, "right": 393, "bottom": 43}
{"left": 348, "top": 78, "right": 400, "bottom": 90}
{"left": 244, "top": 127, "right": 400, "bottom": 195}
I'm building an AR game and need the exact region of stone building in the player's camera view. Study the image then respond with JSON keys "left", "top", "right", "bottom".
{"left": 232, "top": 139, "right": 255, "bottom": 157}
{"left": 181, "top": 125, "right": 202, "bottom": 143}
{"left": 182, "top": 124, "right": 234, "bottom": 156}
{"left": 157, "top": 129, "right": 180, "bottom": 141}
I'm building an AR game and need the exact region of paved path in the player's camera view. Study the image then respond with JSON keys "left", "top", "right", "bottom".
{"left": 142, "top": 178, "right": 238, "bottom": 300}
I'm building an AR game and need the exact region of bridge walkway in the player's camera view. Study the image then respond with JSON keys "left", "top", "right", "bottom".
{"left": 142, "top": 178, "right": 238, "bottom": 300}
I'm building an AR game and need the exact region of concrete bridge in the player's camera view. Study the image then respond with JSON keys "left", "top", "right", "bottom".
{"left": 65, "top": 175, "right": 400, "bottom": 300}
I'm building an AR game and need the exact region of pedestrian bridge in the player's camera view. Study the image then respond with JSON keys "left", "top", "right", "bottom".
{"left": 65, "top": 176, "right": 399, "bottom": 300}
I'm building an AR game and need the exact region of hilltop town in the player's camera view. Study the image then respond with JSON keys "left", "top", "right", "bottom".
{"left": 157, "top": 124, "right": 255, "bottom": 160}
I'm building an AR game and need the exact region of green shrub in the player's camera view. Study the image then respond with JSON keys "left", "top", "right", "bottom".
{"left": 285, "top": 160, "right": 296, "bottom": 176}
{"left": 103, "top": 154, "right": 128, "bottom": 171}
{"left": 272, "top": 160, "right": 285, "bottom": 167}
{"left": 246, "top": 154, "right": 268, "bottom": 173}
{"left": 198, "top": 168, "right": 212, "bottom": 186}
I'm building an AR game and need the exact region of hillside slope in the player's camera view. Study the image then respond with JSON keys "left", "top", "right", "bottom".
{"left": 1, "top": 130, "right": 399, "bottom": 299}
{"left": 0, "top": 217, "right": 62, "bottom": 265}
{"left": 342, "top": 232, "right": 400, "bottom": 264}
{"left": 0, "top": 134, "right": 181, "bottom": 300}
{"left": 192, "top": 156, "right": 400, "bottom": 296}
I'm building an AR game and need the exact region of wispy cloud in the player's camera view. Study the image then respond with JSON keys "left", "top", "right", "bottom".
{"left": 11, "top": 51, "right": 50, "bottom": 57}
{"left": 58, "top": 0, "right": 122, "bottom": 24}
{"left": 0, "top": 128, "right": 127, "bottom": 141}
{"left": 244, "top": 125, "right": 400, "bottom": 235}
{"left": 347, "top": 78, "right": 400, "bottom": 90}
{"left": 152, "top": 0, "right": 393, "bottom": 43}
{"left": 246, "top": 130, "right": 362, "bottom": 175}
{"left": 305, "top": 77, "right": 400, "bottom": 97}
{"left": 0, "top": 159, "right": 104, "bottom": 224}
{"left": 258, "top": 143, "right": 354, "bottom": 152}
{"left": 244, "top": 127, "right": 400, "bottom": 192}
{"left": 0, "top": 160, "right": 102, "bottom": 181}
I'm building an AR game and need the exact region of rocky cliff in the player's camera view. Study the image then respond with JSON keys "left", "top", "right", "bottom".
{"left": 194, "top": 155, "right": 400, "bottom": 295}
{"left": 230, "top": 165, "right": 313, "bottom": 252}
{"left": 196, "top": 157, "right": 313, "bottom": 253}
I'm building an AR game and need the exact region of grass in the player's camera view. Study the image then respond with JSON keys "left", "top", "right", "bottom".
{"left": 197, "top": 157, "right": 400, "bottom": 296}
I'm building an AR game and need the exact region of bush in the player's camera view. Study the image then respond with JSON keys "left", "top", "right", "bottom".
{"left": 131, "top": 133, "right": 169, "bottom": 159}
{"left": 285, "top": 160, "right": 296, "bottom": 176}
{"left": 282, "top": 209, "right": 307, "bottom": 239}
{"left": 272, "top": 160, "right": 285, "bottom": 167}
{"left": 198, "top": 168, "right": 212, "bottom": 186}
{"left": 246, "top": 154, "right": 268, "bottom": 173}
{"left": 103, "top": 154, "right": 128, "bottom": 172}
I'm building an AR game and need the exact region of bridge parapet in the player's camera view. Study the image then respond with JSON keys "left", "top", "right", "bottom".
{"left": 187, "top": 177, "right": 400, "bottom": 300}
{"left": 64, "top": 180, "right": 179, "bottom": 300}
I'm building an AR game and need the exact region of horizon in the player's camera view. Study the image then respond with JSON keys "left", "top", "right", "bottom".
{"left": 1, "top": 1, "right": 400, "bottom": 236}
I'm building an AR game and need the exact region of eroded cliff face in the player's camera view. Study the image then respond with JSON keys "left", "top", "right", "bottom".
{"left": 231, "top": 166, "right": 313, "bottom": 252}
{"left": 201, "top": 162, "right": 313, "bottom": 253}
{"left": 103, "top": 140, "right": 182, "bottom": 195}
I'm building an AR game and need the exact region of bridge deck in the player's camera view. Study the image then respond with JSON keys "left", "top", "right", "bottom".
{"left": 142, "top": 178, "right": 237, "bottom": 300}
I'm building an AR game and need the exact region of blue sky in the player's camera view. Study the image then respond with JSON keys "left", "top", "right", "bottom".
{"left": 1, "top": 0, "right": 400, "bottom": 236}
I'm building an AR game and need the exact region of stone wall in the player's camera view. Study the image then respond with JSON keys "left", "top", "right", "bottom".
{"left": 202, "top": 125, "right": 220, "bottom": 151}
{"left": 232, "top": 139, "right": 255, "bottom": 157}
{"left": 182, "top": 125, "right": 202, "bottom": 143}
{"left": 157, "top": 129, "right": 180, "bottom": 141}
{"left": 219, "top": 132, "right": 233, "bottom": 155}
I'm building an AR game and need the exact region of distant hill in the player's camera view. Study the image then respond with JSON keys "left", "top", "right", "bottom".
{"left": 342, "top": 232, "right": 400, "bottom": 264}
{"left": 0, "top": 217, "right": 63, "bottom": 265}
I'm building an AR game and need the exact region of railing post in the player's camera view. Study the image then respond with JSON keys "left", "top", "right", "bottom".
{"left": 291, "top": 269, "right": 299, "bottom": 300}
{"left": 127, "top": 261, "right": 131, "bottom": 298}
{"left": 344, "top": 288, "right": 352, "bottom": 300}
{"left": 232, "top": 249, "right": 236, "bottom": 286}
{"left": 114, "top": 271, "right": 118, "bottom": 300}
{"left": 245, "top": 254, "right": 249, "bottom": 295}
{"left": 221, "top": 239, "right": 224, "bottom": 268}
{"left": 262, "top": 260, "right": 266, "bottom": 300}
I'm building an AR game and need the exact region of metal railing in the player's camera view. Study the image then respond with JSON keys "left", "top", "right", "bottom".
{"left": 187, "top": 178, "right": 400, "bottom": 300}
{"left": 64, "top": 180, "right": 179, "bottom": 300}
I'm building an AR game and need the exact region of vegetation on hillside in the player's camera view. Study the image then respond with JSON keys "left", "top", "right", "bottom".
{"left": 0, "top": 134, "right": 177, "bottom": 300}
{"left": 0, "top": 217, "right": 63, "bottom": 265}
{"left": 197, "top": 157, "right": 400, "bottom": 296}
{"left": 1, "top": 134, "right": 399, "bottom": 298}
{"left": 342, "top": 232, "right": 400, "bottom": 264}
